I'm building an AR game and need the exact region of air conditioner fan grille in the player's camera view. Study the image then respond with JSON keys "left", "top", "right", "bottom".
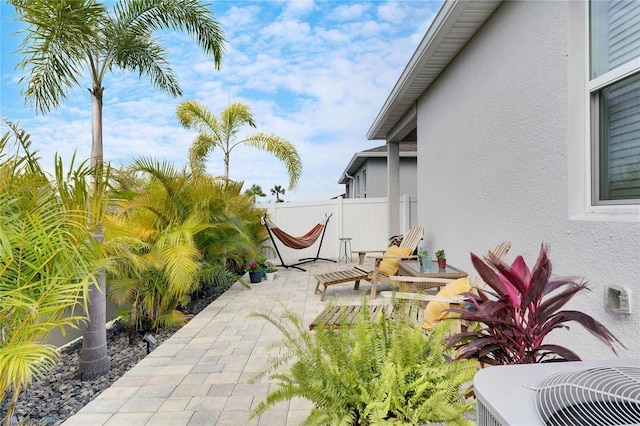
{"left": 533, "top": 366, "right": 640, "bottom": 426}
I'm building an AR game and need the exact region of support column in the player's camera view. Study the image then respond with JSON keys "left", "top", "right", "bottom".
{"left": 387, "top": 141, "right": 400, "bottom": 237}
{"left": 401, "top": 193, "right": 411, "bottom": 232}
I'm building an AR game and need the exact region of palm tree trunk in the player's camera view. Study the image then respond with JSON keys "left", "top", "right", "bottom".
{"left": 3, "top": 383, "right": 23, "bottom": 426}
{"left": 79, "top": 86, "right": 110, "bottom": 379}
{"left": 128, "top": 299, "right": 138, "bottom": 345}
{"left": 79, "top": 256, "right": 110, "bottom": 379}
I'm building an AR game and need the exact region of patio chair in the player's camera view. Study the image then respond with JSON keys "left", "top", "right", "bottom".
{"left": 379, "top": 241, "right": 512, "bottom": 332}
{"left": 351, "top": 226, "right": 423, "bottom": 265}
{"left": 313, "top": 226, "right": 424, "bottom": 301}
{"left": 381, "top": 276, "right": 471, "bottom": 333}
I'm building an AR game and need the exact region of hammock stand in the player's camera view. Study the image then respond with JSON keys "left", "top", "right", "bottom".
{"left": 261, "top": 213, "right": 336, "bottom": 271}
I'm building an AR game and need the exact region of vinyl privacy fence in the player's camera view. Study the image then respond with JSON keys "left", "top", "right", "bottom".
{"left": 258, "top": 195, "right": 417, "bottom": 265}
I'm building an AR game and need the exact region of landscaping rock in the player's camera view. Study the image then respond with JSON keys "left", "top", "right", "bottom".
{"left": 0, "top": 283, "right": 230, "bottom": 426}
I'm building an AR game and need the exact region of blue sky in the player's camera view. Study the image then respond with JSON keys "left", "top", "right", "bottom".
{"left": 1, "top": 1, "right": 441, "bottom": 202}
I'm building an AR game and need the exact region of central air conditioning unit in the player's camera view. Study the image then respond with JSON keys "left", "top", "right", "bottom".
{"left": 474, "top": 358, "right": 640, "bottom": 426}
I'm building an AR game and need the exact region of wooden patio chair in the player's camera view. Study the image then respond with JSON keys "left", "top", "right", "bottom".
{"left": 313, "top": 226, "right": 424, "bottom": 301}
{"left": 379, "top": 241, "right": 512, "bottom": 332}
{"left": 351, "top": 226, "right": 424, "bottom": 266}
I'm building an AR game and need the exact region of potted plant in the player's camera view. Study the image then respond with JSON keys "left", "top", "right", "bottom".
{"left": 256, "top": 254, "right": 268, "bottom": 278}
{"left": 265, "top": 263, "right": 277, "bottom": 281}
{"left": 447, "top": 243, "right": 625, "bottom": 365}
{"left": 418, "top": 247, "right": 431, "bottom": 273}
{"left": 247, "top": 261, "right": 262, "bottom": 283}
{"left": 435, "top": 249, "right": 446, "bottom": 269}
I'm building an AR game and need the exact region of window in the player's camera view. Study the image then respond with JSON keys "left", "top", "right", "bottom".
{"left": 589, "top": 0, "right": 640, "bottom": 204}
{"left": 363, "top": 169, "right": 367, "bottom": 198}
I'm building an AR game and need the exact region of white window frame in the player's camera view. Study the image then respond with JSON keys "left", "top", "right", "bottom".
{"left": 363, "top": 169, "right": 367, "bottom": 198}
{"left": 568, "top": 1, "right": 640, "bottom": 221}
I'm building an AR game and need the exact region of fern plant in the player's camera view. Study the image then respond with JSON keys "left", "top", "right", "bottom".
{"left": 248, "top": 299, "right": 477, "bottom": 425}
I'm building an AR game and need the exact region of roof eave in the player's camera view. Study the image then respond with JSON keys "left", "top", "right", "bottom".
{"left": 338, "top": 151, "right": 417, "bottom": 184}
{"left": 367, "top": 0, "right": 502, "bottom": 141}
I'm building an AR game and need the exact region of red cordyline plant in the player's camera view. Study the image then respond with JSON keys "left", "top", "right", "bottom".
{"left": 448, "top": 244, "right": 625, "bottom": 365}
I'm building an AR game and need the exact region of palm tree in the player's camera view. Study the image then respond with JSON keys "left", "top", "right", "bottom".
{"left": 245, "top": 183, "right": 266, "bottom": 200}
{"left": 176, "top": 100, "right": 303, "bottom": 189}
{"left": 271, "top": 184, "right": 285, "bottom": 203}
{"left": 8, "top": 0, "right": 225, "bottom": 379}
{"left": 105, "top": 157, "right": 265, "bottom": 341}
{"left": 0, "top": 124, "right": 100, "bottom": 425}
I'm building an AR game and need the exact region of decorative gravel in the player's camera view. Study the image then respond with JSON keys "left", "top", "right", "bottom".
{"left": 0, "top": 283, "right": 231, "bottom": 426}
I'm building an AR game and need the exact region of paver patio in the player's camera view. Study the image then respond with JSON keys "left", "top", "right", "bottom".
{"left": 62, "top": 258, "right": 395, "bottom": 426}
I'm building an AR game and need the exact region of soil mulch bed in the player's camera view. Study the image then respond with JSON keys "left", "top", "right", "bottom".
{"left": 0, "top": 283, "right": 231, "bottom": 426}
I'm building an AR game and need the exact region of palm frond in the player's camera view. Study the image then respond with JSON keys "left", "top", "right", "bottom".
{"left": 0, "top": 342, "right": 59, "bottom": 397}
{"left": 112, "top": 0, "right": 224, "bottom": 69}
{"left": 110, "top": 32, "right": 181, "bottom": 96}
{"left": 9, "top": 0, "right": 107, "bottom": 113}
{"left": 243, "top": 133, "right": 302, "bottom": 189}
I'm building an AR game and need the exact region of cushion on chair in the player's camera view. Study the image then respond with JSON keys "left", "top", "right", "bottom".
{"left": 378, "top": 246, "right": 413, "bottom": 276}
{"left": 423, "top": 277, "right": 471, "bottom": 331}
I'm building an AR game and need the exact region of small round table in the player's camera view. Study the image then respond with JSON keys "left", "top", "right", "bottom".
{"left": 338, "top": 237, "right": 352, "bottom": 263}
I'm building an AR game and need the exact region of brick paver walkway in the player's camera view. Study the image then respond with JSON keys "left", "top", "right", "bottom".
{"left": 62, "top": 258, "right": 394, "bottom": 426}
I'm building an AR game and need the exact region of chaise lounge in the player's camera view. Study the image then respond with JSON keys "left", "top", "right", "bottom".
{"left": 313, "top": 226, "right": 426, "bottom": 300}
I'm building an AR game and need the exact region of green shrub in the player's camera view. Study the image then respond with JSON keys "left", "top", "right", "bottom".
{"left": 249, "top": 300, "right": 478, "bottom": 425}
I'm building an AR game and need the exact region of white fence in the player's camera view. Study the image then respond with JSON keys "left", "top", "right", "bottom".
{"left": 258, "top": 195, "right": 417, "bottom": 265}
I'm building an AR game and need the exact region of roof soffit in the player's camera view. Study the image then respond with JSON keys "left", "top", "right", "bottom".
{"left": 367, "top": 0, "right": 502, "bottom": 140}
{"left": 338, "top": 142, "right": 417, "bottom": 183}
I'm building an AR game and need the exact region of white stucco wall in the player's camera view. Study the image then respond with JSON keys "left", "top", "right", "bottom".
{"left": 416, "top": 1, "right": 640, "bottom": 360}
{"left": 399, "top": 157, "right": 418, "bottom": 198}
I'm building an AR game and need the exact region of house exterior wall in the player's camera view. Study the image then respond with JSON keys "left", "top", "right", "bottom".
{"left": 357, "top": 158, "right": 386, "bottom": 198}
{"left": 350, "top": 157, "right": 417, "bottom": 198}
{"left": 399, "top": 157, "right": 418, "bottom": 198}
{"left": 416, "top": 1, "right": 639, "bottom": 359}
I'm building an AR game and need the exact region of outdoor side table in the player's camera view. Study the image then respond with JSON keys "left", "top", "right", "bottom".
{"left": 397, "top": 260, "right": 467, "bottom": 292}
{"left": 338, "top": 237, "right": 352, "bottom": 262}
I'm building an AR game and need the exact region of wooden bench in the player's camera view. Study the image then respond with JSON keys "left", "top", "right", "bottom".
{"left": 309, "top": 294, "right": 466, "bottom": 332}
{"left": 308, "top": 303, "right": 420, "bottom": 330}
{"left": 313, "top": 267, "right": 369, "bottom": 301}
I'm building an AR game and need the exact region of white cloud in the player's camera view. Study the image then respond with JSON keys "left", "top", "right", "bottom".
{"left": 281, "top": 0, "right": 315, "bottom": 18}
{"left": 332, "top": 3, "right": 370, "bottom": 21}
{"left": 1, "top": 1, "right": 442, "bottom": 202}
{"left": 377, "top": 2, "right": 411, "bottom": 24}
{"left": 261, "top": 19, "right": 312, "bottom": 39}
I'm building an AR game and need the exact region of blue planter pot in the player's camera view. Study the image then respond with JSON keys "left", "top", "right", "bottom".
{"left": 249, "top": 271, "right": 262, "bottom": 283}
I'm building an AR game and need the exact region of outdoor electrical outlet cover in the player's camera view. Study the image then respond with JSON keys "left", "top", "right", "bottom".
{"left": 605, "top": 285, "right": 631, "bottom": 315}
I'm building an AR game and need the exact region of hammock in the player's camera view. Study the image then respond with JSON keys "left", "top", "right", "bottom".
{"left": 261, "top": 214, "right": 336, "bottom": 271}
{"left": 268, "top": 222, "right": 324, "bottom": 249}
